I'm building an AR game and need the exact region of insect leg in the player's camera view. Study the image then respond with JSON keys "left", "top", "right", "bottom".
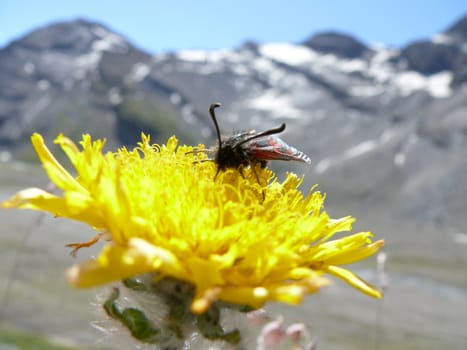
{"left": 185, "top": 148, "right": 215, "bottom": 155}
{"left": 65, "top": 232, "right": 106, "bottom": 257}
{"left": 249, "top": 162, "right": 266, "bottom": 201}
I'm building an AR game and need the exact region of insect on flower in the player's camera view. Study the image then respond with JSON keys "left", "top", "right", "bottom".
{"left": 206, "top": 102, "right": 311, "bottom": 179}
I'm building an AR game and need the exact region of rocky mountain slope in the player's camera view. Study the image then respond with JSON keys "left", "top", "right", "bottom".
{"left": 1, "top": 15, "right": 466, "bottom": 229}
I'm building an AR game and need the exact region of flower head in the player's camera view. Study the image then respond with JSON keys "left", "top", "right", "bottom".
{"left": 2, "top": 133, "right": 384, "bottom": 314}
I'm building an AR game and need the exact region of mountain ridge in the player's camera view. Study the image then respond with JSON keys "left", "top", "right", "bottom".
{"left": 1, "top": 14, "right": 466, "bottom": 228}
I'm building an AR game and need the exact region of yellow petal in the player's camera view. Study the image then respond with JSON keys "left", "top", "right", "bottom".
{"left": 324, "top": 239, "right": 385, "bottom": 266}
{"left": 1, "top": 188, "right": 63, "bottom": 211}
{"left": 325, "top": 265, "right": 383, "bottom": 298}
{"left": 31, "top": 133, "right": 84, "bottom": 193}
{"left": 66, "top": 238, "right": 188, "bottom": 288}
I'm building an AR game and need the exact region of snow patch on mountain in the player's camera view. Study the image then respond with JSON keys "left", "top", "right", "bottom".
{"left": 394, "top": 71, "right": 452, "bottom": 97}
{"left": 127, "top": 62, "right": 151, "bottom": 83}
{"left": 91, "top": 26, "right": 129, "bottom": 53}
{"left": 431, "top": 33, "right": 455, "bottom": 45}
{"left": 315, "top": 126, "right": 402, "bottom": 174}
{"left": 245, "top": 90, "right": 303, "bottom": 119}
{"left": 72, "top": 26, "right": 129, "bottom": 80}
{"left": 258, "top": 42, "right": 453, "bottom": 99}
{"left": 176, "top": 49, "right": 232, "bottom": 63}
{"left": 259, "top": 43, "right": 318, "bottom": 65}
{"left": 349, "top": 84, "right": 385, "bottom": 97}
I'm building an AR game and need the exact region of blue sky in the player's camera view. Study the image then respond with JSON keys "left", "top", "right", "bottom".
{"left": 1, "top": 0, "right": 466, "bottom": 53}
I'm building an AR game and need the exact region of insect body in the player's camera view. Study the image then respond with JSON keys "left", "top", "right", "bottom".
{"left": 208, "top": 103, "right": 311, "bottom": 178}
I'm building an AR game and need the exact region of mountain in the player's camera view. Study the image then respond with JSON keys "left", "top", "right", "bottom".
{"left": 1, "top": 15, "right": 467, "bottom": 229}
{"left": 0, "top": 20, "right": 205, "bottom": 156}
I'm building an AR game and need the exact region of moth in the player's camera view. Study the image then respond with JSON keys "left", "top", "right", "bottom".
{"left": 206, "top": 102, "right": 311, "bottom": 178}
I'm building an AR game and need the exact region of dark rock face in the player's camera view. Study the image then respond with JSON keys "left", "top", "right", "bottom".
{"left": 397, "top": 14, "right": 467, "bottom": 85}
{"left": 400, "top": 40, "right": 460, "bottom": 74}
{"left": 302, "top": 31, "right": 370, "bottom": 58}
{"left": 446, "top": 14, "right": 467, "bottom": 42}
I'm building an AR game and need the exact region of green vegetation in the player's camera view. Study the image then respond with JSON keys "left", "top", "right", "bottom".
{"left": 114, "top": 97, "right": 197, "bottom": 145}
{"left": 0, "top": 328, "right": 84, "bottom": 350}
{"left": 116, "top": 98, "right": 176, "bottom": 131}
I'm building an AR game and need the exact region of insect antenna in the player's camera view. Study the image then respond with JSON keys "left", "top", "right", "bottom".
{"left": 209, "top": 103, "right": 225, "bottom": 179}
{"left": 209, "top": 102, "right": 223, "bottom": 147}
{"left": 186, "top": 103, "right": 222, "bottom": 158}
{"left": 234, "top": 123, "right": 286, "bottom": 148}
{"left": 185, "top": 104, "right": 223, "bottom": 167}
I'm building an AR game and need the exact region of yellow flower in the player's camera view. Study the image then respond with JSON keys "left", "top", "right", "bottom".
{"left": 2, "top": 133, "right": 384, "bottom": 314}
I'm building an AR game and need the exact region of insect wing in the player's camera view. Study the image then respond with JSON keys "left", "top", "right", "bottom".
{"left": 232, "top": 130, "right": 258, "bottom": 142}
{"left": 247, "top": 136, "right": 311, "bottom": 163}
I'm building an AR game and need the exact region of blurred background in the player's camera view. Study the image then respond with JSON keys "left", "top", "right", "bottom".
{"left": 1, "top": 1, "right": 467, "bottom": 349}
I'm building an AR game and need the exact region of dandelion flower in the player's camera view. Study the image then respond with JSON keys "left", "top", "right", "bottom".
{"left": 2, "top": 133, "right": 384, "bottom": 345}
